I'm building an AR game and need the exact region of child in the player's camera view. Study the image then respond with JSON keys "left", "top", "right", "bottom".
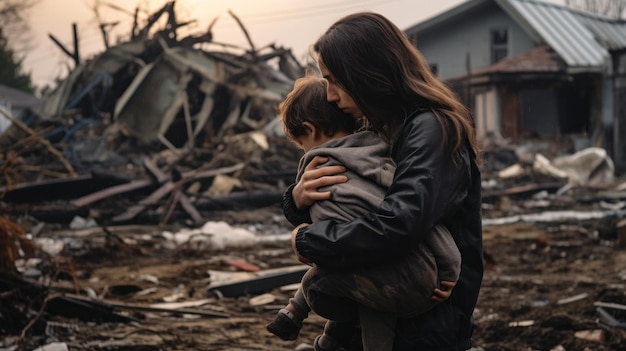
{"left": 267, "top": 76, "right": 461, "bottom": 351}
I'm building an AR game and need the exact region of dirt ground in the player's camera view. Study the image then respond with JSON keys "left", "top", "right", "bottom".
{"left": 4, "top": 196, "right": 626, "bottom": 351}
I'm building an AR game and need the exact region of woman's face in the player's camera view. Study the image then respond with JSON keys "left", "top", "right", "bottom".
{"left": 318, "top": 58, "right": 364, "bottom": 119}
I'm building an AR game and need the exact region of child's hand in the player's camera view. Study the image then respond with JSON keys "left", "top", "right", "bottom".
{"left": 432, "top": 280, "right": 456, "bottom": 302}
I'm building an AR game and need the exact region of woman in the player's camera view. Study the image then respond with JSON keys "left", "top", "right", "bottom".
{"left": 281, "top": 12, "right": 484, "bottom": 350}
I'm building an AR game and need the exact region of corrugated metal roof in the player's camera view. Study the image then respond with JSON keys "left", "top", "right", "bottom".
{"left": 573, "top": 13, "right": 626, "bottom": 51}
{"left": 500, "top": 0, "right": 609, "bottom": 67}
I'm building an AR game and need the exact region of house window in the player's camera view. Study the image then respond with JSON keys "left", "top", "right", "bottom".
{"left": 491, "top": 28, "right": 508, "bottom": 63}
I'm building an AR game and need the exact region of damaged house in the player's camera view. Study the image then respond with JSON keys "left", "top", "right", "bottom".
{"left": 405, "top": 0, "right": 626, "bottom": 171}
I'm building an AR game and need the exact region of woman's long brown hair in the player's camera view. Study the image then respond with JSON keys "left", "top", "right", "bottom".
{"left": 314, "top": 12, "right": 481, "bottom": 162}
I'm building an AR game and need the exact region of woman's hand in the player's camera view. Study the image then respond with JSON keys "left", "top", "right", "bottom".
{"left": 432, "top": 280, "right": 457, "bottom": 302}
{"left": 292, "top": 156, "right": 347, "bottom": 209}
{"left": 291, "top": 223, "right": 313, "bottom": 265}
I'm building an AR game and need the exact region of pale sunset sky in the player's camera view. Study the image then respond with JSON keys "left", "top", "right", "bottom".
{"left": 22, "top": 0, "right": 564, "bottom": 88}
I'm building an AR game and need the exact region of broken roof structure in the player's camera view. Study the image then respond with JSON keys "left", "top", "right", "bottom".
{"left": 0, "top": 2, "right": 305, "bottom": 226}
{"left": 40, "top": 2, "right": 303, "bottom": 148}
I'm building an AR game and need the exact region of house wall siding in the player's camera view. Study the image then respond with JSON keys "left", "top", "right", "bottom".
{"left": 413, "top": 3, "right": 535, "bottom": 80}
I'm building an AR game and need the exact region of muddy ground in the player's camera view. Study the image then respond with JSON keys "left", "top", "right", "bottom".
{"left": 4, "top": 194, "right": 626, "bottom": 351}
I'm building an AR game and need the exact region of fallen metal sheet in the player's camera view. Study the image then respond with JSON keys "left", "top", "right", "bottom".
{"left": 113, "top": 61, "right": 191, "bottom": 143}
{"left": 206, "top": 265, "right": 309, "bottom": 297}
{"left": 114, "top": 45, "right": 225, "bottom": 144}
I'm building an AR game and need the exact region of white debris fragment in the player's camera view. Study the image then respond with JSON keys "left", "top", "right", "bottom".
{"left": 69, "top": 216, "right": 98, "bottom": 229}
{"left": 508, "top": 320, "right": 534, "bottom": 327}
{"left": 557, "top": 293, "right": 588, "bottom": 305}
{"left": 33, "top": 343, "right": 69, "bottom": 351}
{"left": 161, "top": 221, "right": 256, "bottom": 250}
{"left": 249, "top": 293, "right": 276, "bottom": 306}
{"left": 34, "top": 238, "right": 64, "bottom": 255}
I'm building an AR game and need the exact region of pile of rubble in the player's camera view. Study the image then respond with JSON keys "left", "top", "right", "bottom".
{"left": 0, "top": 2, "right": 305, "bottom": 227}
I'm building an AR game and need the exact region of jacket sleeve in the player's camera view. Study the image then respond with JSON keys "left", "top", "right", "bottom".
{"left": 294, "top": 112, "right": 471, "bottom": 268}
{"left": 282, "top": 183, "right": 312, "bottom": 226}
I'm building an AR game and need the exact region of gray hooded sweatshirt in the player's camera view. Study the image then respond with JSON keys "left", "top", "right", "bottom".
{"left": 296, "top": 131, "right": 460, "bottom": 282}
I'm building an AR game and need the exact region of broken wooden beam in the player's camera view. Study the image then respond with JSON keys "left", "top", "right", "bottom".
{"left": 70, "top": 179, "right": 155, "bottom": 208}
{"left": 111, "top": 163, "right": 245, "bottom": 223}
{"left": 64, "top": 294, "right": 230, "bottom": 318}
{"left": 177, "top": 192, "right": 204, "bottom": 224}
{"left": 112, "top": 181, "right": 177, "bottom": 222}
{"left": 143, "top": 158, "right": 169, "bottom": 183}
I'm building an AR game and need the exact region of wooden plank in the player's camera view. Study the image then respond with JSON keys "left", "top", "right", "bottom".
{"left": 64, "top": 294, "right": 229, "bottom": 318}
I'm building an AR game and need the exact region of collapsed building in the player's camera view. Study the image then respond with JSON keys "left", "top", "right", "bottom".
{"left": 0, "top": 2, "right": 306, "bottom": 226}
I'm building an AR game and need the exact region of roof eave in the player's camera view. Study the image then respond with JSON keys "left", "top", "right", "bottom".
{"left": 450, "top": 71, "right": 574, "bottom": 86}
{"left": 404, "top": 0, "right": 492, "bottom": 35}
{"left": 494, "top": 0, "right": 543, "bottom": 42}
{"left": 566, "top": 65, "right": 605, "bottom": 74}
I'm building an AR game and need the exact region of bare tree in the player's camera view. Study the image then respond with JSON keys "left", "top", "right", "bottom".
{"left": 565, "top": 0, "right": 626, "bottom": 19}
{"left": 0, "top": 0, "right": 39, "bottom": 52}
{"left": 0, "top": 0, "right": 39, "bottom": 92}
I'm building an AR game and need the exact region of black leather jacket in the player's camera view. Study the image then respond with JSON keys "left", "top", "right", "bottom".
{"left": 282, "top": 109, "right": 483, "bottom": 350}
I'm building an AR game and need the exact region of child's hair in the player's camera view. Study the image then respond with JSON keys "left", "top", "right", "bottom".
{"left": 279, "top": 75, "right": 360, "bottom": 144}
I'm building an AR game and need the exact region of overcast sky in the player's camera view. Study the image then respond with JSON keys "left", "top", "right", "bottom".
{"left": 23, "top": 0, "right": 564, "bottom": 88}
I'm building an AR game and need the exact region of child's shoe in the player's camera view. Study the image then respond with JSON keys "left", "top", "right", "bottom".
{"left": 266, "top": 308, "right": 303, "bottom": 341}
